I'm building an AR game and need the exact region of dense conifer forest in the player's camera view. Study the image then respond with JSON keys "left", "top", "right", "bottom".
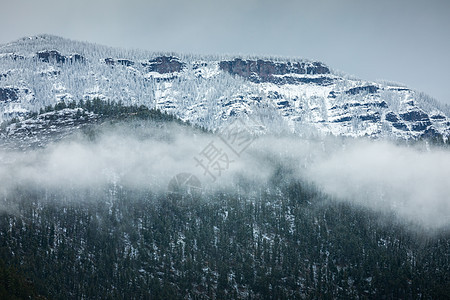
{"left": 0, "top": 100, "right": 449, "bottom": 299}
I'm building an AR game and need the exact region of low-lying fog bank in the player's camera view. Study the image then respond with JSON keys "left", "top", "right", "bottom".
{"left": 1, "top": 121, "right": 449, "bottom": 230}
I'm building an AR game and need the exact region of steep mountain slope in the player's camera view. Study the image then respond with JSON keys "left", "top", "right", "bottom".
{"left": 1, "top": 34, "right": 449, "bottom": 141}
{"left": 1, "top": 35, "right": 449, "bottom": 299}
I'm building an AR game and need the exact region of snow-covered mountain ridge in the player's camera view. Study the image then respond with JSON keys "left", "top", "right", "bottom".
{"left": 1, "top": 34, "right": 449, "bottom": 141}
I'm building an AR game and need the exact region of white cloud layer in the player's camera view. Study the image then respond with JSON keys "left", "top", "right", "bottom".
{"left": 1, "top": 123, "right": 449, "bottom": 229}
{"left": 306, "top": 140, "right": 450, "bottom": 229}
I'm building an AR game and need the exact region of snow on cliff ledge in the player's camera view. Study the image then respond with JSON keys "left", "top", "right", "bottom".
{"left": 0, "top": 34, "right": 449, "bottom": 141}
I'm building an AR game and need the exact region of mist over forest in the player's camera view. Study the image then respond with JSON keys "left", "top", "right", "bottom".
{"left": 1, "top": 119, "right": 449, "bottom": 230}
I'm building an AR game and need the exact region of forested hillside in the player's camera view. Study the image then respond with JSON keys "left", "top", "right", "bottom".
{"left": 0, "top": 101, "right": 449, "bottom": 299}
{"left": 1, "top": 171, "right": 449, "bottom": 299}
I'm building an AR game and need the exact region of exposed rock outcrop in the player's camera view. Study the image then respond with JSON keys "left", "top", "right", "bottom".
{"left": 37, "top": 50, "right": 85, "bottom": 64}
{"left": 142, "top": 56, "right": 185, "bottom": 74}
{"left": 219, "top": 59, "right": 330, "bottom": 84}
{"left": 345, "top": 85, "right": 379, "bottom": 95}
{"left": 0, "top": 87, "right": 19, "bottom": 102}
{"left": 105, "top": 58, "right": 135, "bottom": 66}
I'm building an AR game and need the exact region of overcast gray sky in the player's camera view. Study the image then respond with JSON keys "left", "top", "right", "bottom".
{"left": 1, "top": 0, "right": 450, "bottom": 104}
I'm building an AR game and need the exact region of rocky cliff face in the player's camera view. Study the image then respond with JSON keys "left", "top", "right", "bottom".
{"left": 37, "top": 50, "right": 85, "bottom": 64}
{"left": 143, "top": 56, "right": 185, "bottom": 74}
{"left": 219, "top": 59, "right": 330, "bottom": 83}
{"left": 0, "top": 87, "right": 19, "bottom": 102}
{"left": 0, "top": 34, "right": 449, "bottom": 141}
